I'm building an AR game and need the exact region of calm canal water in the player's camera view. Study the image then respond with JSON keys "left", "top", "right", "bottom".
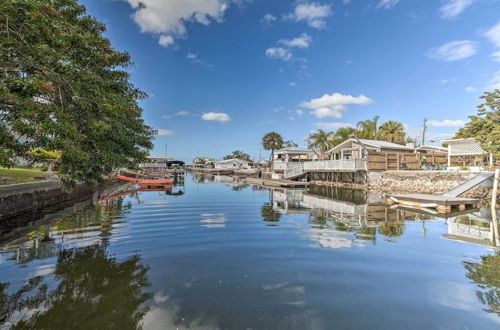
{"left": 1, "top": 173, "right": 499, "bottom": 329}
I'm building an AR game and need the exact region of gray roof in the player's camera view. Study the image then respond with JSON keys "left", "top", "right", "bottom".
{"left": 357, "top": 139, "right": 414, "bottom": 150}
{"left": 274, "top": 147, "right": 315, "bottom": 154}
{"left": 328, "top": 138, "right": 414, "bottom": 153}
{"left": 217, "top": 158, "right": 250, "bottom": 163}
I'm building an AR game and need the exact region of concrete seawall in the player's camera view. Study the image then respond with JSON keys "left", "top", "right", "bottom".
{"left": 0, "top": 179, "right": 122, "bottom": 220}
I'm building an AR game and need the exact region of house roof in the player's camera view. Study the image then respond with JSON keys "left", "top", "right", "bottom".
{"left": 328, "top": 138, "right": 414, "bottom": 153}
{"left": 415, "top": 145, "right": 448, "bottom": 152}
{"left": 216, "top": 158, "right": 250, "bottom": 164}
{"left": 442, "top": 138, "right": 486, "bottom": 155}
{"left": 274, "top": 147, "right": 315, "bottom": 154}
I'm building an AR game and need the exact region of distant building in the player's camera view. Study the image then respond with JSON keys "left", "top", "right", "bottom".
{"left": 214, "top": 158, "right": 251, "bottom": 170}
{"left": 192, "top": 157, "right": 215, "bottom": 168}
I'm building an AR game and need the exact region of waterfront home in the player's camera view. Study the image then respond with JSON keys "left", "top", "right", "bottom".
{"left": 273, "top": 147, "right": 316, "bottom": 171}
{"left": 327, "top": 138, "right": 414, "bottom": 160}
{"left": 214, "top": 158, "right": 251, "bottom": 170}
{"left": 443, "top": 138, "right": 493, "bottom": 168}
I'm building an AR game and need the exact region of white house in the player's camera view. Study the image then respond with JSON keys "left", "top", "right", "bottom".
{"left": 214, "top": 158, "right": 251, "bottom": 170}
{"left": 273, "top": 147, "right": 316, "bottom": 171}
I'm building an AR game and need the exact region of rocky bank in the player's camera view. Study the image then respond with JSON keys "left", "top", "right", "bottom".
{"left": 368, "top": 171, "right": 494, "bottom": 199}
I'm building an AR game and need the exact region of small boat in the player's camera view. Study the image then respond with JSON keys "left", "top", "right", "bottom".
{"left": 109, "top": 173, "right": 173, "bottom": 187}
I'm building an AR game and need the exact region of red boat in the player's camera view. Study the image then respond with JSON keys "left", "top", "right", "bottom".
{"left": 109, "top": 173, "right": 173, "bottom": 187}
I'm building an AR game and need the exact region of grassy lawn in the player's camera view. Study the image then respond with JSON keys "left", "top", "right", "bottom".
{"left": 0, "top": 168, "right": 46, "bottom": 185}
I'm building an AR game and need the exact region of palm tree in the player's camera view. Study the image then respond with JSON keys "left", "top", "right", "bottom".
{"left": 377, "top": 120, "right": 406, "bottom": 144}
{"left": 262, "top": 132, "right": 284, "bottom": 167}
{"left": 307, "top": 129, "right": 333, "bottom": 158}
{"left": 329, "top": 127, "right": 356, "bottom": 148}
{"left": 356, "top": 116, "right": 379, "bottom": 139}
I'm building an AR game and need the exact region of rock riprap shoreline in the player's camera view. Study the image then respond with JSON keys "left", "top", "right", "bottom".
{"left": 368, "top": 171, "right": 493, "bottom": 199}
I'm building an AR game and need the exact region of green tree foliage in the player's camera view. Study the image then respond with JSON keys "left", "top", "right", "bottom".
{"left": 329, "top": 127, "right": 356, "bottom": 148}
{"left": 356, "top": 116, "right": 379, "bottom": 140}
{"left": 377, "top": 121, "right": 406, "bottom": 144}
{"left": 306, "top": 129, "right": 332, "bottom": 157}
{"left": 0, "top": 0, "right": 155, "bottom": 187}
{"left": 223, "top": 150, "right": 250, "bottom": 161}
{"left": 283, "top": 140, "right": 298, "bottom": 148}
{"left": 454, "top": 90, "right": 500, "bottom": 159}
{"left": 262, "top": 131, "right": 283, "bottom": 165}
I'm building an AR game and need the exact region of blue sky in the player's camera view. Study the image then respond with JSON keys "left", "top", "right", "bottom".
{"left": 80, "top": 0, "right": 500, "bottom": 162}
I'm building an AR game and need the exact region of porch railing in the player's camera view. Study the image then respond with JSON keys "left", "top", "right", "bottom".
{"left": 284, "top": 159, "right": 367, "bottom": 178}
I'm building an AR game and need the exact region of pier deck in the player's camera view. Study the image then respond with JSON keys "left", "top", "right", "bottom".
{"left": 246, "top": 178, "right": 310, "bottom": 188}
{"left": 386, "top": 193, "right": 480, "bottom": 214}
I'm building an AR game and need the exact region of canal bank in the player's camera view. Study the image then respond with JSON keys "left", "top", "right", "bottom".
{"left": 0, "top": 178, "right": 125, "bottom": 221}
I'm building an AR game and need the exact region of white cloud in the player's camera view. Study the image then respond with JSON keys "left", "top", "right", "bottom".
{"left": 265, "top": 47, "right": 293, "bottom": 61}
{"left": 156, "top": 129, "right": 175, "bottom": 136}
{"left": 286, "top": 2, "right": 332, "bottom": 29}
{"left": 465, "top": 86, "right": 476, "bottom": 92}
{"left": 485, "top": 21, "right": 500, "bottom": 48}
{"left": 288, "top": 109, "right": 304, "bottom": 120}
{"left": 492, "top": 50, "right": 500, "bottom": 62}
{"left": 162, "top": 111, "right": 191, "bottom": 119}
{"left": 260, "top": 13, "right": 277, "bottom": 27}
{"left": 289, "top": 81, "right": 297, "bottom": 87}
{"left": 125, "top": 0, "right": 229, "bottom": 46}
{"left": 488, "top": 70, "right": 500, "bottom": 90}
{"left": 201, "top": 112, "right": 230, "bottom": 122}
{"left": 440, "top": 79, "right": 449, "bottom": 84}
{"left": 440, "top": 0, "right": 474, "bottom": 19}
{"left": 377, "top": 0, "right": 400, "bottom": 9}
{"left": 313, "top": 122, "right": 354, "bottom": 130}
{"left": 428, "top": 119, "right": 466, "bottom": 127}
{"left": 279, "top": 33, "right": 312, "bottom": 49}
{"left": 427, "top": 40, "right": 477, "bottom": 61}
{"left": 186, "top": 52, "right": 212, "bottom": 67}
{"left": 301, "top": 93, "right": 374, "bottom": 118}
{"left": 158, "top": 35, "right": 174, "bottom": 47}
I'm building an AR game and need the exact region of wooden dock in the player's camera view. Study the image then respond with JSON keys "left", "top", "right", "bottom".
{"left": 246, "top": 178, "right": 310, "bottom": 188}
{"left": 386, "top": 193, "right": 480, "bottom": 214}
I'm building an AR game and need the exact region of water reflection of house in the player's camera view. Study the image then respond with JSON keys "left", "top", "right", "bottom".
{"left": 442, "top": 208, "right": 499, "bottom": 247}
{"left": 270, "top": 186, "right": 433, "bottom": 223}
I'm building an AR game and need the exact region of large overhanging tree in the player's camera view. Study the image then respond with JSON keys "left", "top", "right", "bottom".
{"left": 0, "top": 0, "right": 155, "bottom": 187}
{"left": 454, "top": 89, "right": 500, "bottom": 160}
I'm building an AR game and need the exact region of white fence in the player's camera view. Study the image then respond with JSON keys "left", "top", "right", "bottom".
{"left": 283, "top": 159, "right": 367, "bottom": 178}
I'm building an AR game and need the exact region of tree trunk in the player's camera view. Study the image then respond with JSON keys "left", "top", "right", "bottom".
{"left": 271, "top": 149, "right": 274, "bottom": 171}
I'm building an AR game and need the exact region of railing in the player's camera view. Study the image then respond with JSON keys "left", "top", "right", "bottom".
{"left": 284, "top": 159, "right": 367, "bottom": 178}
{"left": 139, "top": 163, "right": 167, "bottom": 168}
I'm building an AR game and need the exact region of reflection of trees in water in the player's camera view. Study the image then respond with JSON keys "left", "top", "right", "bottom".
{"left": 377, "top": 222, "right": 405, "bottom": 238}
{"left": 261, "top": 204, "right": 281, "bottom": 223}
{"left": 191, "top": 173, "right": 215, "bottom": 184}
{"left": 1, "top": 244, "right": 152, "bottom": 329}
{"left": 308, "top": 210, "right": 376, "bottom": 242}
{"left": 308, "top": 185, "right": 367, "bottom": 205}
{"left": 231, "top": 183, "right": 250, "bottom": 191}
{"left": 463, "top": 252, "right": 500, "bottom": 315}
{"left": 4, "top": 200, "right": 128, "bottom": 266}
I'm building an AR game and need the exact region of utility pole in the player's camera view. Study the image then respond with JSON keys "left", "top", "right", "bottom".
{"left": 422, "top": 118, "right": 427, "bottom": 146}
